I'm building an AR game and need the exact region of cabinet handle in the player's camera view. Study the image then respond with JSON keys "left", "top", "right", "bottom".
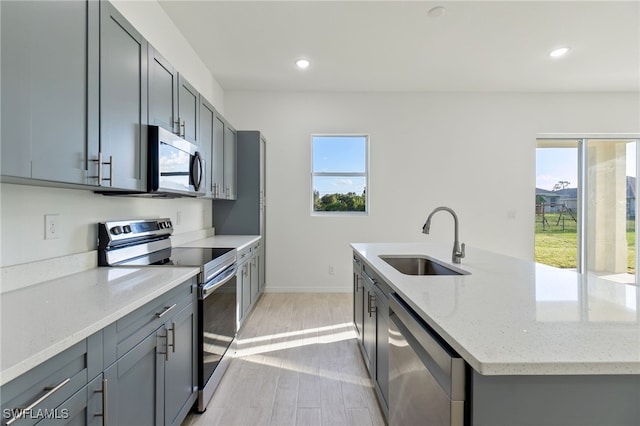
{"left": 367, "top": 292, "right": 376, "bottom": 317}
{"left": 169, "top": 321, "right": 176, "bottom": 353}
{"left": 6, "top": 378, "right": 71, "bottom": 425}
{"left": 94, "top": 378, "right": 108, "bottom": 426}
{"left": 89, "top": 154, "right": 113, "bottom": 186}
{"left": 159, "top": 330, "right": 170, "bottom": 361}
{"left": 155, "top": 303, "right": 177, "bottom": 319}
{"left": 174, "top": 119, "right": 185, "bottom": 137}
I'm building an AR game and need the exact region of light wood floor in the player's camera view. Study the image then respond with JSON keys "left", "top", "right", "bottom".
{"left": 183, "top": 293, "right": 385, "bottom": 426}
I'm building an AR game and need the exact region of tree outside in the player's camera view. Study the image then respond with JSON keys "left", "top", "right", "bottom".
{"left": 313, "top": 190, "right": 366, "bottom": 212}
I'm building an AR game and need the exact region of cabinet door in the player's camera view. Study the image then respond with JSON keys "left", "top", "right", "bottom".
{"left": 250, "top": 253, "right": 259, "bottom": 305}
{"left": 199, "top": 98, "right": 215, "bottom": 198}
{"left": 1, "top": 0, "right": 96, "bottom": 184}
{"left": 99, "top": 1, "right": 148, "bottom": 191}
{"left": 211, "top": 115, "right": 225, "bottom": 198}
{"left": 361, "top": 273, "right": 376, "bottom": 374}
{"left": 148, "top": 46, "right": 177, "bottom": 134}
{"left": 223, "top": 125, "right": 237, "bottom": 199}
{"left": 177, "top": 74, "right": 199, "bottom": 144}
{"left": 104, "top": 330, "right": 163, "bottom": 426}
{"left": 38, "top": 375, "right": 105, "bottom": 426}
{"left": 374, "top": 286, "right": 389, "bottom": 409}
{"left": 241, "top": 263, "right": 251, "bottom": 318}
{"left": 353, "top": 259, "right": 364, "bottom": 340}
{"left": 164, "top": 302, "right": 197, "bottom": 426}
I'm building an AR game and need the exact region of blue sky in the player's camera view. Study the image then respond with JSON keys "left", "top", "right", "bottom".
{"left": 536, "top": 143, "right": 636, "bottom": 190}
{"left": 312, "top": 136, "right": 367, "bottom": 196}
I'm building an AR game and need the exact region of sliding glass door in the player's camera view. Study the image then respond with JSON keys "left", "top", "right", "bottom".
{"left": 536, "top": 137, "right": 639, "bottom": 284}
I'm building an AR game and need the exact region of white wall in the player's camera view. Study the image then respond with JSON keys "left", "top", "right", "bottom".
{"left": 0, "top": 1, "right": 219, "bottom": 268}
{"left": 224, "top": 92, "right": 640, "bottom": 292}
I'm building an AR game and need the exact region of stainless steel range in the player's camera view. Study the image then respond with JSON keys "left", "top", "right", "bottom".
{"left": 98, "top": 218, "right": 237, "bottom": 413}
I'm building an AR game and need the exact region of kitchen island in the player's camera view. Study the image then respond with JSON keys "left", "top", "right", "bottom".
{"left": 352, "top": 242, "right": 640, "bottom": 425}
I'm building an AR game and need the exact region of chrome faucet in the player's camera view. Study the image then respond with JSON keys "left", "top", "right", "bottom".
{"left": 422, "top": 206, "right": 466, "bottom": 264}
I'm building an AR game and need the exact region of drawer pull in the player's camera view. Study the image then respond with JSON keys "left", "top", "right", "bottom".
{"left": 94, "top": 378, "right": 108, "bottom": 426}
{"left": 169, "top": 321, "right": 176, "bottom": 353}
{"left": 7, "top": 377, "right": 71, "bottom": 425}
{"left": 155, "top": 303, "right": 177, "bottom": 318}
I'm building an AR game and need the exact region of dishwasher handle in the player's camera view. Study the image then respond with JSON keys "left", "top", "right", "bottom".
{"left": 389, "top": 293, "right": 466, "bottom": 401}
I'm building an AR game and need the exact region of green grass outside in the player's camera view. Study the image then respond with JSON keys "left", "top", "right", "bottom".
{"left": 535, "top": 213, "right": 635, "bottom": 273}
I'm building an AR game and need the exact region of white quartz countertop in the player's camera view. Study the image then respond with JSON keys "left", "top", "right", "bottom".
{"left": 178, "top": 235, "right": 261, "bottom": 251}
{"left": 352, "top": 242, "right": 640, "bottom": 376}
{"left": 0, "top": 266, "right": 199, "bottom": 386}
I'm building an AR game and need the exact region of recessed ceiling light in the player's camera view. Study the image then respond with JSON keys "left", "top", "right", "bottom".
{"left": 549, "top": 47, "right": 570, "bottom": 58}
{"left": 427, "top": 6, "right": 446, "bottom": 18}
{"left": 295, "top": 58, "right": 311, "bottom": 70}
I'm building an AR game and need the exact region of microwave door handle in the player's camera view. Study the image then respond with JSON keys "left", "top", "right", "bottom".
{"left": 191, "top": 152, "right": 204, "bottom": 191}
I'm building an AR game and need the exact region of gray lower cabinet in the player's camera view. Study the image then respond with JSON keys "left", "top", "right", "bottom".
{"left": 104, "top": 329, "right": 163, "bottom": 426}
{"left": 0, "top": 333, "right": 103, "bottom": 426}
{"left": 237, "top": 242, "right": 263, "bottom": 328}
{"left": 0, "top": 0, "right": 98, "bottom": 186}
{"left": 353, "top": 256, "right": 364, "bottom": 340}
{"left": 103, "top": 277, "right": 197, "bottom": 426}
{"left": 0, "top": 277, "right": 197, "bottom": 426}
{"left": 353, "top": 253, "right": 390, "bottom": 420}
{"left": 98, "top": 0, "right": 148, "bottom": 191}
{"left": 250, "top": 244, "right": 260, "bottom": 304}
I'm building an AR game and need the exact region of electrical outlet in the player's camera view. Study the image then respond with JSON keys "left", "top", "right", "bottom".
{"left": 328, "top": 266, "right": 335, "bottom": 275}
{"left": 45, "top": 214, "right": 60, "bottom": 239}
{"left": 176, "top": 211, "right": 182, "bottom": 226}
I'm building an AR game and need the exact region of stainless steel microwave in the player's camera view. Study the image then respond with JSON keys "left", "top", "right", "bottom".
{"left": 148, "top": 125, "right": 205, "bottom": 197}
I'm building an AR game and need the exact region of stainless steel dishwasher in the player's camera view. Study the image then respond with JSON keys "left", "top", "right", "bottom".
{"left": 388, "top": 293, "right": 466, "bottom": 426}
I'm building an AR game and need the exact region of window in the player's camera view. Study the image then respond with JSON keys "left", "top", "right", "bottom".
{"left": 536, "top": 137, "right": 639, "bottom": 284}
{"left": 311, "top": 135, "right": 368, "bottom": 214}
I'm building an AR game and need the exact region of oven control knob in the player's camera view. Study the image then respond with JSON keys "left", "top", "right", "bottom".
{"left": 158, "top": 222, "right": 164, "bottom": 229}
{"left": 166, "top": 220, "right": 172, "bottom": 229}
{"left": 110, "top": 226, "right": 123, "bottom": 235}
{"left": 123, "top": 225, "right": 132, "bottom": 233}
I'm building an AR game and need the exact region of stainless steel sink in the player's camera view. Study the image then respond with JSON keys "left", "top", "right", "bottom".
{"left": 380, "top": 255, "right": 469, "bottom": 276}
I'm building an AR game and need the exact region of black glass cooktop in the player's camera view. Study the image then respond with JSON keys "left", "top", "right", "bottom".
{"left": 117, "top": 247, "right": 234, "bottom": 267}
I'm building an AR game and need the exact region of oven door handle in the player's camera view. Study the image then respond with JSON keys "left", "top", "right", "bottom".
{"left": 201, "top": 265, "right": 237, "bottom": 299}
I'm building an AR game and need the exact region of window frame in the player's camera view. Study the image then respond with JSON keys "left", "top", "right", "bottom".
{"left": 310, "top": 133, "right": 370, "bottom": 216}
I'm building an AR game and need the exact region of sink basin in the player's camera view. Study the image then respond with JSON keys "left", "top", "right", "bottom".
{"left": 379, "top": 255, "right": 469, "bottom": 276}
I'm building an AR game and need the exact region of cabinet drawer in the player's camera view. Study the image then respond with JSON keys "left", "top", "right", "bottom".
{"left": 237, "top": 246, "right": 251, "bottom": 264}
{"left": 112, "top": 278, "right": 195, "bottom": 359}
{"left": 1, "top": 339, "right": 93, "bottom": 426}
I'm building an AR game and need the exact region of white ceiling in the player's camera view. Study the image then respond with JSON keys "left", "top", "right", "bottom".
{"left": 158, "top": 0, "right": 640, "bottom": 92}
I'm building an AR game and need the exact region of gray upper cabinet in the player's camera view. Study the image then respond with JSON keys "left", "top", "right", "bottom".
{"left": 0, "top": 0, "right": 98, "bottom": 185}
{"left": 148, "top": 47, "right": 199, "bottom": 146}
{"left": 211, "top": 115, "right": 226, "bottom": 199}
{"left": 177, "top": 75, "right": 200, "bottom": 145}
{"left": 148, "top": 46, "right": 178, "bottom": 134}
{"left": 98, "top": 1, "right": 148, "bottom": 191}
{"left": 199, "top": 98, "right": 215, "bottom": 198}
{"left": 207, "top": 112, "right": 236, "bottom": 200}
{"left": 223, "top": 123, "right": 237, "bottom": 200}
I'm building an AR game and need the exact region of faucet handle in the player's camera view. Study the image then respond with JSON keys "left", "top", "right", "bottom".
{"left": 459, "top": 243, "right": 466, "bottom": 259}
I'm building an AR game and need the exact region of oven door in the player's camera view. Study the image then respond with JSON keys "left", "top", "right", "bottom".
{"left": 148, "top": 125, "right": 205, "bottom": 196}
{"left": 198, "top": 264, "right": 237, "bottom": 411}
